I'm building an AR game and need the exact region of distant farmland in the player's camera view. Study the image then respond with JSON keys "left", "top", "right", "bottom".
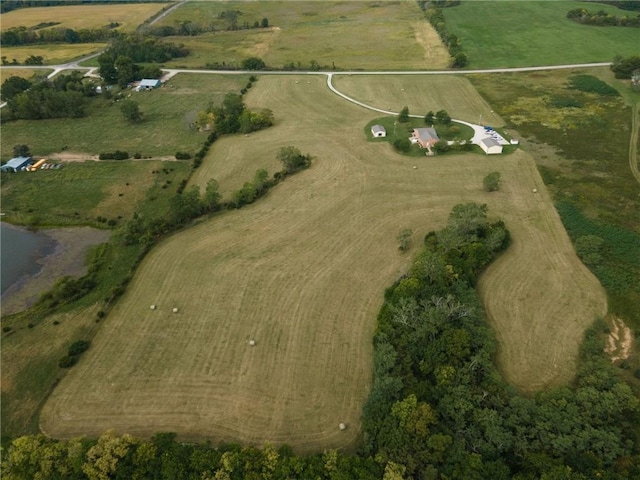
{"left": 0, "top": 43, "right": 106, "bottom": 65}
{"left": 444, "top": 1, "right": 640, "bottom": 68}
{"left": 0, "top": 3, "right": 167, "bottom": 31}
{"left": 157, "top": 0, "right": 450, "bottom": 70}
{"left": 41, "top": 74, "right": 605, "bottom": 450}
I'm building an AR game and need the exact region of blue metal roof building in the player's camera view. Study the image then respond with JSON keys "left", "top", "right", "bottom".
{"left": 1, "top": 157, "right": 32, "bottom": 172}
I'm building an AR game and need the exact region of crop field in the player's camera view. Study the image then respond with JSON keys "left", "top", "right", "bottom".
{"left": 158, "top": 0, "right": 450, "bottom": 70}
{"left": 444, "top": 1, "right": 640, "bottom": 68}
{"left": 0, "top": 73, "right": 250, "bottom": 159}
{"left": 40, "top": 74, "right": 605, "bottom": 450}
{"left": 0, "top": 43, "right": 106, "bottom": 65}
{"left": 0, "top": 3, "right": 167, "bottom": 31}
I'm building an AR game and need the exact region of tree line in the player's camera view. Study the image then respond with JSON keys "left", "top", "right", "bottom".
{"left": 418, "top": 1, "right": 468, "bottom": 68}
{"left": 567, "top": 8, "right": 640, "bottom": 27}
{"left": 1, "top": 25, "right": 119, "bottom": 46}
{"left": 144, "top": 16, "right": 270, "bottom": 37}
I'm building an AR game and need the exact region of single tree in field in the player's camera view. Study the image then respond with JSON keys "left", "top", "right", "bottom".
{"left": 483, "top": 172, "right": 501, "bottom": 192}
{"left": 277, "top": 146, "right": 310, "bottom": 173}
{"left": 398, "top": 106, "right": 410, "bottom": 123}
{"left": 120, "top": 100, "right": 143, "bottom": 123}
{"left": 261, "top": 17, "right": 269, "bottom": 28}
{"left": 13, "top": 144, "right": 31, "bottom": 158}
{"left": 204, "top": 179, "right": 221, "bottom": 211}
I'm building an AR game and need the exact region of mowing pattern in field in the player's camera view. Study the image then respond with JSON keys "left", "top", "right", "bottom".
{"left": 0, "top": 4, "right": 167, "bottom": 31}
{"left": 332, "top": 74, "right": 505, "bottom": 126}
{"left": 41, "top": 75, "right": 605, "bottom": 451}
{"left": 444, "top": 1, "right": 640, "bottom": 69}
{"left": 159, "top": 1, "right": 450, "bottom": 70}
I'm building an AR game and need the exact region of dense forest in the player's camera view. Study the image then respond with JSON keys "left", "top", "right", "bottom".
{"left": 3, "top": 204, "right": 639, "bottom": 479}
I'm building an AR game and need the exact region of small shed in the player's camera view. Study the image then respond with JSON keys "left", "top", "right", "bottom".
{"left": 371, "top": 124, "right": 386, "bottom": 138}
{"left": 412, "top": 128, "right": 440, "bottom": 148}
{"left": 479, "top": 137, "right": 503, "bottom": 155}
{"left": 1, "top": 156, "right": 32, "bottom": 172}
{"left": 136, "top": 78, "right": 162, "bottom": 91}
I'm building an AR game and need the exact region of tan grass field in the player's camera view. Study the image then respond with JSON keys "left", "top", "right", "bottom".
{"left": 161, "top": 0, "right": 450, "bottom": 70}
{"left": 0, "top": 4, "right": 166, "bottom": 31}
{"left": 41, "top": 74, "right": 605, "bottom": 450}
{"left": 0, "top": 67, "right": 51, "bottom": 83}
{"left": 0, "top": 43, "right": 106, "bottom": 65}
{"left": 333, "top": 74, "right": 505, "bottom": 126}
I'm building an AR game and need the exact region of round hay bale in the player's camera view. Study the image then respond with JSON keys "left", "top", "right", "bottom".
{"left": 532, "top": 188, "right": 538, "bottom": 193}
{"left": 339, "top": 423, "right": 347, "bottom": 431}
{"left": 150, "top": 305, "right": 156, "bottom": 310}
{"left": 249, "top": 340, "right": 256, "bottom": 346}
{"left": 172, "top": 307, "right": 179, "bottom": 313}
{"left": 412, "top": 165, "right": 417, "bottom": 170}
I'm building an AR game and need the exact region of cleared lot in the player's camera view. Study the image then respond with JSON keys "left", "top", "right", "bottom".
{"left": 41, "top": 75, "right": 605, "bottom": 450}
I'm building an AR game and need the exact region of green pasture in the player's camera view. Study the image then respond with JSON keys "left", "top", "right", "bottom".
{"left": 158, "top": 0, "right": 450, "bottom": 70}
{"left": 0, "top": 73, "right": 250, "bottom": 159}
{"left": 444, "top": 1, "right": 640, "bottom": 68}
{"left": 0, "top": 160, "right": 192, "bottom": 228}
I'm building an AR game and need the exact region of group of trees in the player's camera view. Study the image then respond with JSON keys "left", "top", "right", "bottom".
{"left": 610, "top": 55, "right": 640, "bottom": 78}
{"left": 567, "top": 8, "right": 640, "bottom": 27}
{"left": 361, "top": 203, "right": 640, "bottom": 478}
{"left": 1, "top": 71, "right": 97, "bottom": 121}
{"left": 194, "top": 91, "right": 274, "bottom": 135}
{"left": 97, "top": 35, "right": 188, "bottom": 86}
{"left": 146, "top": 16, "right": 269, "bottom": 37}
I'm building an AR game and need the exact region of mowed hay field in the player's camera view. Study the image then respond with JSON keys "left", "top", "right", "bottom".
{"left": 332, "top": 74, "right": 505, "bottom": 126}
{"left": 0, "top": 3, "right": 167, "bottom": 31}
{"left": 0, "top": 67, "right": 51, "bottom": 83}
{"left": 0, "top": 43, "right": 106, "bottom": 65}
{"left": 41, "top": 75, "right": 605, "bottom": 450}
{"left": 160, "top": 0, "right": 450, "bottom": 70}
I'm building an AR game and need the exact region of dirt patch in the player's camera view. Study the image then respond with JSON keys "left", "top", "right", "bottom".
{"left": 1, "top": 227, "right": 111, "bottom": 316}
{"left": 47, "top": 152, "right": 99, "bottom": 162}
{"left": 605, "top": 316, "right": 633, "bottom": 363}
